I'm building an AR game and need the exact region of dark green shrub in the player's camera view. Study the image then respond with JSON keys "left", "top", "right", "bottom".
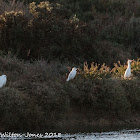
{"left": 0, "top": 55, "right": 139, "bottom": 131}
{"left": 97, "top": 79, "right": 131, "bottom": 117}
{"left": 0, "top": 87, "right": 45, "bottom": 131}
{"left": 122, "top": 79, "right": 140, "bottom": 111}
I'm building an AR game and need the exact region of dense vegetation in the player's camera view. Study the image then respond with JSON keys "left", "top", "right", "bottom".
{"left": 0, "top": 0, "right": 140, "bottom": 65}
{"left": 0, "top": 55, "right": 139, "bottom": 131}
{"left": 0, "top": 0, "right": 140, "bottom": 132}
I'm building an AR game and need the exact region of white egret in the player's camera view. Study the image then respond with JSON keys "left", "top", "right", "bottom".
{"left": 124, "top": 60, "right": 133, "bottom": 79}
{"left": 66, "top": 67, "right": 78, "bottom": 81}
{"left": 0, "top": 75, "right": 7, "bottom": 88}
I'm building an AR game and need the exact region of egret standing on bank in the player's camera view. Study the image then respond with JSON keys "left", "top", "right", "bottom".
{"left": 124, "top": 60, "right": 133, "bottom": 79}
{"left": 0, "top": 75, "right": 7, "bottom": 88}
{"left": 66, "top": 67, "right": 78, "bottom": 81}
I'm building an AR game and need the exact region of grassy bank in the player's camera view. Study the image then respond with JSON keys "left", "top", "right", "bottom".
{"left": 0, "top": 55, "right": 139, "bottom": 132}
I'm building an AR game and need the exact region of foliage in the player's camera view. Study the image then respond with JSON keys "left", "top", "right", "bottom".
{"left": 112, "top": 58, "right": 140, "bottom": 77}
{"left": 0, "top": 0, "right": 140, "bottom": 131}
{"left": 0, "top": 0, "right": 139, "bottom": 65}
{"left": 82, "top": 59, "right": 140, "bottom": 79}
{"left": 83, "top": 62, "right": 111, "bottom": 79}
{"left": 0, "top": 55, "right": 139, "bottom": 131}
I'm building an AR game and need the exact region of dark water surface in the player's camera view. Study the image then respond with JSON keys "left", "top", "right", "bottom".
{"left": 59, "top": 129, "right": 140, "bottom": 140}
{"left": 0, "top": 129, "right": 140, "bottom": 140}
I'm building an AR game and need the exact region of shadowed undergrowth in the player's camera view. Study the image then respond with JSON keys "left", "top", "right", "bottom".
{"left": 0, "top": 55, "right": 139, "bottom": 132}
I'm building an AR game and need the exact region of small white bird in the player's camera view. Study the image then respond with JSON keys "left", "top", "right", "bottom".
{"left": 124, "top": 60, "right": 133, "bottom": 79}
{"left": 0, "top": 75, "right": 7, "bottom": 88}
{"left": 66, "top": 67, "right": 78, "bottom": 81}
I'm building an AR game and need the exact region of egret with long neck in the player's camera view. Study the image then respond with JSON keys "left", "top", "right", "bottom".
{"left": 124, "top": 60, "right": 133, "bottom": 79}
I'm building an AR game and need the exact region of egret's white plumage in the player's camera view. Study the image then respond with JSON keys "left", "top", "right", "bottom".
{"left": 66, "top": 67, "right": 77, "bottom": 81}
{"left": 124, "top": 60, "right": 133, "bottom": 78}
{"left": 0, "top": 75, "right": 7, "bottom": 88}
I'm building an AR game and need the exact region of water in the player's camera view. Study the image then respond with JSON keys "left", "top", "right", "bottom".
{"left": 0, "top": 129, "right": 140, "bottom": 140}
{"left": 60, "top": 129, "right": 140, "bottom": 140}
